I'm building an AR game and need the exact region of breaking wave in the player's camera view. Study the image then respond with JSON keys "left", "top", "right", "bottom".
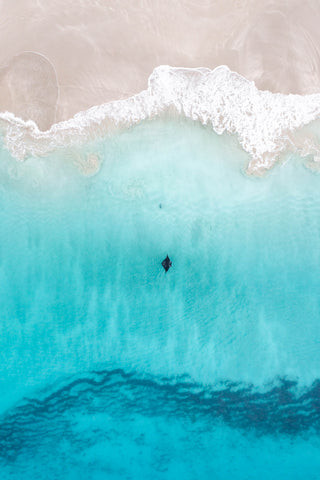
{"left": 2, "top": 65, "right": 320, "bottom": 174}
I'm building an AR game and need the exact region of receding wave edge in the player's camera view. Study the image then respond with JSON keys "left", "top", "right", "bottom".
{"left": 2, "top": 65, "right": 320, "bottom": 174}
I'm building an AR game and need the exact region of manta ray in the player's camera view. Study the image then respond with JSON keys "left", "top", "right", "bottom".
{"left": 161, "top": 255, "right": 172, "bottom": 273}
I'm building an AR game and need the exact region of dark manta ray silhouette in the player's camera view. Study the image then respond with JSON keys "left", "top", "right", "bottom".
{"left": 161, "top": 255, "right": 172, "bottom": 273}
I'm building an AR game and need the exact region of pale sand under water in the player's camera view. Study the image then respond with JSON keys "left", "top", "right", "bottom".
{"left": 0, "top": 0, "right": 320, "bottom": 130}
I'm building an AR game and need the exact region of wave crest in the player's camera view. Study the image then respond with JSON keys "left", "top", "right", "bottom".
{"left": 1, "top": 65, "right": 320, "bottom": 173}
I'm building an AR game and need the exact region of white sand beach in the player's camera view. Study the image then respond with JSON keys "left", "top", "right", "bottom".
{"left": 0, "top": 0, "right": 319, "bottom": 130}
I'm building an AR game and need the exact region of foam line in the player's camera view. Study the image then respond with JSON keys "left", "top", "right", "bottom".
{"left": 1, "top": 65, "right": 320, "bottom": 172}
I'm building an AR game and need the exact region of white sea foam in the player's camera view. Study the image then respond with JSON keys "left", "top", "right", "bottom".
{"left": 1, "top": 65, "right": 320, "bottom": 173}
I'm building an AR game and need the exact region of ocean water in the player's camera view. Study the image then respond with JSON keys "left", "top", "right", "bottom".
{"left": 0, "top": 117, "right": 320, "bottom": 478}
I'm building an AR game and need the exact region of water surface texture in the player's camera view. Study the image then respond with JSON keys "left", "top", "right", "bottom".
{"left": 0, "top": 119, "right": 320, "bottom": 478}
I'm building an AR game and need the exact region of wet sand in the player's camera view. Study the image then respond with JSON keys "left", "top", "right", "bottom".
{"left": 0, "top": 0, "right": 319, "bottom": 130}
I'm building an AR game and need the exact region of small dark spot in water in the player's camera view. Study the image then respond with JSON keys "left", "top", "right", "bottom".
{"left": 159, "top": 203, "right": 162, "bottom": 209}
{"left": 162, "top": 255, "right": 172, "bottom": 273}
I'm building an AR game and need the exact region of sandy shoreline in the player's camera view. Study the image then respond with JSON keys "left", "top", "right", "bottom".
{"left": 0, "top": 0, "right": 320, "bottom": 130}
{"left": 2, "top": 65, "right": 320, "bottom": 179}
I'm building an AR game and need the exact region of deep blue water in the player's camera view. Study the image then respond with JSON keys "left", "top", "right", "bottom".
{"left": 0, "top": 119, "right": 320, "bottom": 478}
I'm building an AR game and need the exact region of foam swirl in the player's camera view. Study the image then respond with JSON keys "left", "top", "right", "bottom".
{"left": 1, "top": 65, "right": 320, "bottom": 173}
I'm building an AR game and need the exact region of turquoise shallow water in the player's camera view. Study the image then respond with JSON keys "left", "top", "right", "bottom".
{"left": 0, "top": 118, "right": 320, "bottom": 478}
